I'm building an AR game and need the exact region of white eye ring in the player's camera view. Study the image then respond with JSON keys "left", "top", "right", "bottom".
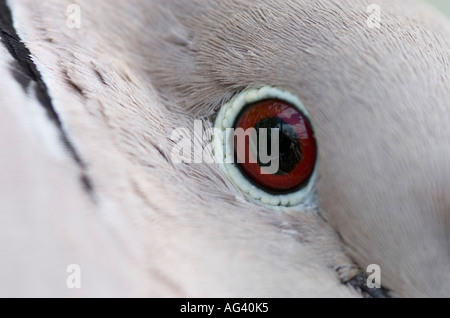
{"left": 212, "top": 86, "right": 318, "bottom": 209}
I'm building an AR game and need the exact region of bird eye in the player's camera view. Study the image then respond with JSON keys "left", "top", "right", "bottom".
{"left": 213, "top": 87, "right": 318, "bottom": 208}
{"left": 234, "top": 99, "right": 317, "bottom": 192}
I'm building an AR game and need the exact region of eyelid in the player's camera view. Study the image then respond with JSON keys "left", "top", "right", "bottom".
{"left": 213, "top": 86, "right": 319, "bottom": 210}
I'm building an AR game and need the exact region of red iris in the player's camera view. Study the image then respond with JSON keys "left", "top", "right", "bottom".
{"left": 234, "top": 99, "right": 317, "bottom": 193}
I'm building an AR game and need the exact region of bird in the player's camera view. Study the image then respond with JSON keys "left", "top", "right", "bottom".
{"left": 0, "top": 0, "right": 449, "bottom": 297}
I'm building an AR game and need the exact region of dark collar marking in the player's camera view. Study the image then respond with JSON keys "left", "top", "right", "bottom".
{"left": 0, "top": 0, "right": 95, "bottom": 197}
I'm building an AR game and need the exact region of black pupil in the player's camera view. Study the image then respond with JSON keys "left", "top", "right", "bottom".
{"left": 254, "top": 117, "right": 302, "bottom": 175}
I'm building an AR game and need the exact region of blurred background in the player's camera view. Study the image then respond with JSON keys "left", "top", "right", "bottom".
{"left": 423, "top": 0, "right": 450, "bottom": 18}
